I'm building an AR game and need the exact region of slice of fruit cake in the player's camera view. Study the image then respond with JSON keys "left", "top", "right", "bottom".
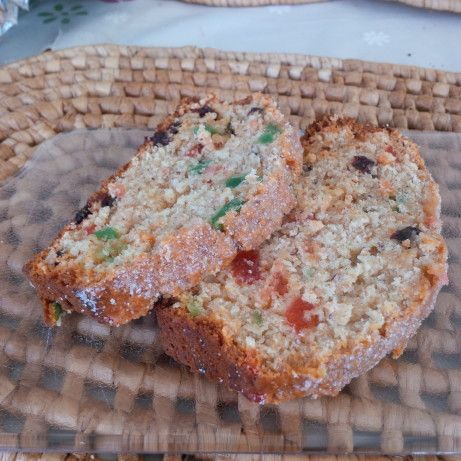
{"left": 25, "top": 94, "right": 303, "bottom": 326}
{"left": 157, "top": 117, "right": 448, "bottom": 403}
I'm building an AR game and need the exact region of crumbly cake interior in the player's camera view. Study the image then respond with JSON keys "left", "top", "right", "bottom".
{"left": 174, "top": 122, "right": 446, "bottom": 374}
{"left": 44, "top": 95, "right": 294, "bottom": 276}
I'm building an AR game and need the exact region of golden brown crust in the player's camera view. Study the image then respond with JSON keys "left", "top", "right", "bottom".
{"left": 24, "top": 94, "right": 303, "bottom": 326}
{"left": 157, "top": 306, "right": 265, "bottom": 401}
{"left": 26, "top": 223, "right": 238, "bottom": 325}
{"left": 157, "top": 244, "right": 447, "bottom": 404}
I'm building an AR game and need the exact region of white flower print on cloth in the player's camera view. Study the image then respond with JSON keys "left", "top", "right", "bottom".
{"left": 363, "top": 31, "right": 390, "bottom": 47}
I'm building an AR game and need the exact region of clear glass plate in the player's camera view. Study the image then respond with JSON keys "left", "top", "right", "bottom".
{"left": 0, "top": 128, "right": 460, "bottom": 454}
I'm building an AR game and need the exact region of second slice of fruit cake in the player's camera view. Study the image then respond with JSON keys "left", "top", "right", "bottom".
{"left": 24, "top": 94, "right": 303, "bottom": 326}
{"left": 157, "top": 117, "right": 448, "bottom": 403}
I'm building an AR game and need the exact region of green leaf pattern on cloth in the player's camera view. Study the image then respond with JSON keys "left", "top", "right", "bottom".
{"left": 37, "top": 3, "right": 88, "bottom": 24}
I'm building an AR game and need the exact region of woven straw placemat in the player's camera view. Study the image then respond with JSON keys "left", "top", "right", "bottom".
{"left": 182, "top": 0, "right": 461, "bottom": 12}
{"left": 0, "top": 44, "right": 460, "bottom": 186}
{"left": 392, "top": 0, "right": 461, "bottom": 12}
{"left": 1, "top": 453, "right": 459, "bottom": 461}
{"left": 3, "top": 453, "right": 454, "bottom": 460}
{"left": 1, "top": 45, "right": 461, "bottom": 458}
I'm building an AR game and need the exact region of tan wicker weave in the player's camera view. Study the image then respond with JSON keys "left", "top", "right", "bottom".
{"left": 392, "top": 0, "right": 461, "bottom": 12}
{"left": 2, "top": 455, "right": 460, "bottom": 461}
{"left": 181, "top": 0, "right": 461, "bottom": 11}
{"left": 1, "top": 44, "right": 460, "bottom": 185}
{"left": 0, "top": 45, "right": 461, "bottom": 458}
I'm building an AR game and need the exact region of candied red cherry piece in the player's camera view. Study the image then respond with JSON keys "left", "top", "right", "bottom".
{"left": 231, "top": 250, "right": 261, "bottom": 285}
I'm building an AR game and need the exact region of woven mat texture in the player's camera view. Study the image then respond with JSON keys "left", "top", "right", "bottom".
{"left": 0, "top": 44, "right": 460, "bottom": 186}
{"left": 2, "top": 456, "right": 461, "bottom": 461}
{"left": 0, "top": 45, "right": 461, "bottom": 456}
{"left": 181, "top": 0, "right": 461, "bottom": 11}
{"left": 1, "top": 451, "right": 461, "bottom": 459}
{"left": 391, "top": 0, "right": 461, "bottom": 11}
{"left": 2, "top": 125, "right": 460, "bottom": 454}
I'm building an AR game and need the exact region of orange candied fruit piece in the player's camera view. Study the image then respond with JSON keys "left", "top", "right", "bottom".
{"left": 285, "top": 297, "right": 318, "bottom": 333}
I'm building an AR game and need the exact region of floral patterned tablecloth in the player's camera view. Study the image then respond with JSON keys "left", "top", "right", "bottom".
{"left": 0, "top": 0, "right": 460, "bottom": 71}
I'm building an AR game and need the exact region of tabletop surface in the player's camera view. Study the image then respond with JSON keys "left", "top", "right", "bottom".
{"left": 0, "top": 0, "right": 460, "bottom": 72}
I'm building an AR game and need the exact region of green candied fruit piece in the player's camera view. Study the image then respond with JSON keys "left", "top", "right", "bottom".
{"left": 94, "top": 227, "right": 120, "bottom": 241}
{"left": 51, "top": 301, "right": 64, "bottom": 326}
{"left": 303, "top": 267, "right": 315, "bottom": 280}
{"left": 257, "top": 123, "right": 281, "bottom": 144}
{"left": 210, "top": 198, "right": 245, "bottom": 230}
{"left": 225, "top": 174, "right": 246, "bottom": 188}
{"left": 186, "top": 299, "right": 203, "bottom": 318}
{"left": 252, "top": 310, "right": 263, "bottom": 326}
{"left": 205, "top": 123, "right": 220, "bottom": 135}
{"left": 189, "top": 159, "right": 212, "bottom": 175}
{"left": 193, "top": 124, "right": 220, "bottom": 136}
